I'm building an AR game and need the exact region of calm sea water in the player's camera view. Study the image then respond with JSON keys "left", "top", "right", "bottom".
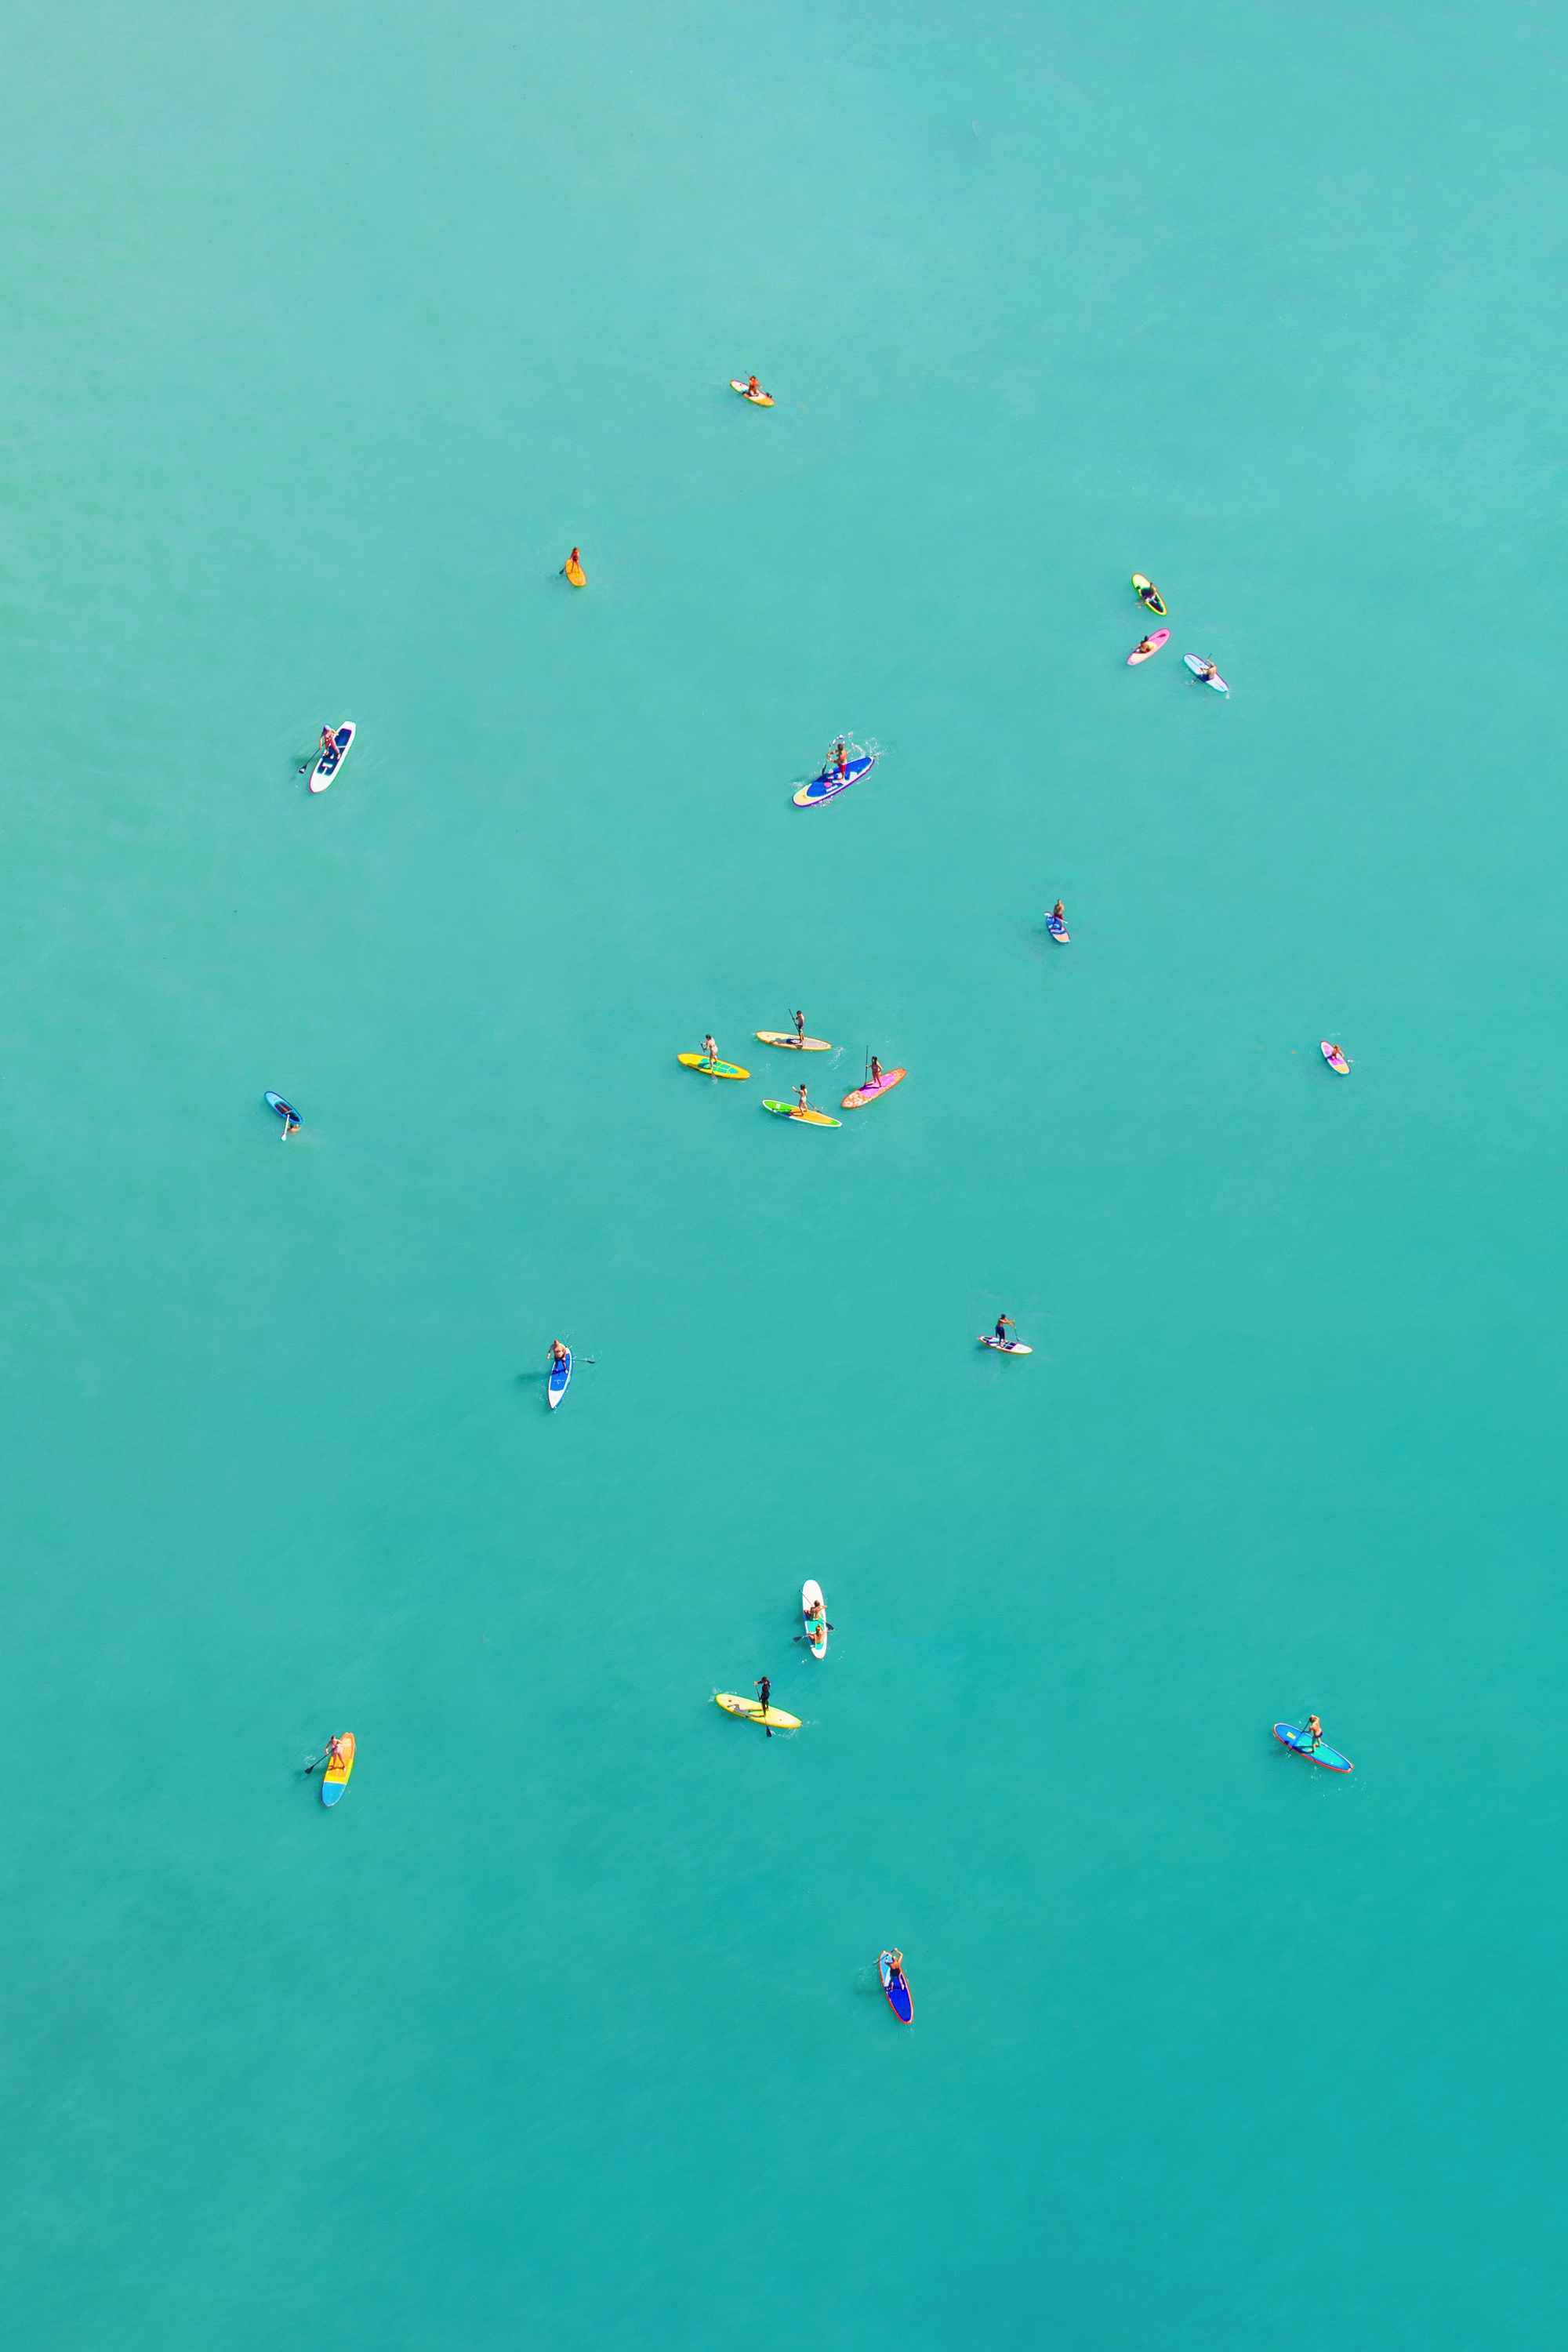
{"left": 2, "top": 3, "right": 1564, "bottom": 2343}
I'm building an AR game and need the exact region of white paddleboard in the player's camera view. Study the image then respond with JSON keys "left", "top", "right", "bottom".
{"left": 802, "top": 1578, "right": 827, "bottom": 1659}
{"left": 1183, "top": 656, "right": 1229, "bottom": 695}
{"left": 310, "top": 721, "right": 355, "bottom": 792}
{"left": 978, "top": 1337, "right": 1032, "bottom": 1354}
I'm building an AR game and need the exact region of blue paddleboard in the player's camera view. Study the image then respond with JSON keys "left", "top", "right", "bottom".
{"left": 879, "top": 1951, "right": 913, "bottom": 2022}
{"left": 1273, "top": 1722, "right": 1352, "bottom": 1773}
{"left": 547, "top": 1348, "right": 572, "bottom": 1410}
{"left": 793, "top": 751, "right": 877, "bottom": 808}
{"left": 264, "top": 1091, "right": 301, "bottom": 1131}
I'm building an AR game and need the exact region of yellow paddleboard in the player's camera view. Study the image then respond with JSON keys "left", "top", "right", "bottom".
{"left": 715, "top": 1692, "right": 802, "bottom": 1729}
{"left": 678, "top": 1052, "right": 750, "bottom": 1079}
{"left": 564, "top": 556, "right": 586, "bottom": 587}
{"left": 321, "top": 1732, "right": 355, "bottom": 1806}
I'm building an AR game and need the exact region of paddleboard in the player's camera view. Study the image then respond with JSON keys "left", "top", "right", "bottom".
{"left": 1184, "top": 654, "right": 1229, "bottom": 694}
{"left": 1132, "top": 573, "right": 1167, "bottom": 616}
{"left": 1046, "top": 914, "right": 1070, "bottom": 942}
{"left": 1127, "top": 629, "right": 1171, "bottom": 665}
{"left": 762, "top": 1100, "right": 841, "bottom": 1127}
{"left": 842, "top": 1066, "right": 906, "bottom": 1110}
{"left": 678, "top": 1053, "right": 750, "bottom": 1080}
{"left": 756, "top": 1032, "right": 832, "bottom": 1052}
{"left": 978, "top": 1335, "right": 1032, "bottom": 1354}
{"left": 564, "top": 554, "right": 586, "bottom": 587}
{"left": 793, "top": 750, "right": 877, "bottom": 808}
{"left": 729, "top": 380, "right": 775, "bottom": 406}
{"left": 1273, "top": 1722, "right": 1352, "bottom": 1773}
{"left": 879, "top": 1952, "right": 913, "bottom": 2023}
{"left": 547, "top": 1348, "right": 572, "bottom": 1409}
{"left": 264, "top": 1091, "right": 301, "bottom": 1131}
{"left": 321, "top": 1733, "right": 355, "bottom": 1806}
{"left": 309, "top": 721, "right": 354, "bottom": 793}
{"left": 802, "top": 1578, "right": 828, "bottom": 1660}
{"left": 715, "top": 1692, "right": 802, "bottom": 1729}
{"left": 1320, "top": 1041, "right": 1350, "bottom": 1074}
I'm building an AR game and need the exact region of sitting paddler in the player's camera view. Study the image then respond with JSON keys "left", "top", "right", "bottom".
{"left": 549, "top": 1340, "right": 568, "bottom": 1370}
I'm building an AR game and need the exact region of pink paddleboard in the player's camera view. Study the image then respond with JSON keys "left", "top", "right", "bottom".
{"left": 842, "top": 1067, "right": 906, "bottom": 1110}
{"left": 1127, "top": 629, "right": 1171, "bottom": 665}
{"left": 1321, "top": 1041, "right": 1350, "bottom": 1074}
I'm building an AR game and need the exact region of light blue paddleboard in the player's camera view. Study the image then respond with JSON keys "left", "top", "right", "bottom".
{"left": 1273, "top": 1722, "right": 1352, "bottom": 1772}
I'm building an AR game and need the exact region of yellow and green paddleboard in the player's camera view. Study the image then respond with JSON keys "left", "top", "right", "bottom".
{"left": 761, "top": 1100, "right": 840, "bottom": 1127}
{"left": 679, "top": 1053, "right": 750, "bottom": 1079}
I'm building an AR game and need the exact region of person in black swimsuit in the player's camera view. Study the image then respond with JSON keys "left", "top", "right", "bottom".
{"left": 755, "top": 1675, "right": 772, "bottom": 1738}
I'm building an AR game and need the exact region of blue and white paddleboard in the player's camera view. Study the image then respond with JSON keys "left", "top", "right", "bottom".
{"left": 1273, "top": 1722, "right": 1352, "bottom": 1773}
{"left": 1046, "top": 914, "right": 1069, "bottom": 942}
{"left": 793, "top": 749, "right": 877, "bottom": 808}
{"left": 310, "top": 721, "right": 355, "bottom": 793}
{"left": 1183, "top": 656, "right": 1229, "bottom": 695}
{"left": 264, "top": 1091, "right": 301, "bottom": 1133}
{"left": 547, "top": 1348, "right": 572, "bottom": 1410}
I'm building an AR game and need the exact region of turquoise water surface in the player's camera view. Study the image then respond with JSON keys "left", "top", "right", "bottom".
{"left": 2, "top": 3, "right": 1566, "bottom": 2344}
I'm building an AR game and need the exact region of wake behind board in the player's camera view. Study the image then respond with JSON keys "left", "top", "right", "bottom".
{"left": 762, "top": 1100, "right": 841, "bottom": 1127}
{"left": 802, "top": 1578, "right": 828, "bottom": 1660}
{"left": 1132, "top": 573, "right": 1167, "bottom": 616}
{"left": 793, "top": 750, "right": 877, "bottom": 808}
{"left": 715, "top": 1692, "right": 802, "bottom": 1729}
{"left": 678, "top": 1053, "right": 750, "bottom": 1080}
{"left": 842, "top": 1067, "right": 906, "bottom": 1110}
{"left": 547, "top": 1348, "right": 572, "bottom": 1410}
{"left": 1321, "top": 1041, "right": 1350, "bottom": 1074}
{"left": 1184, "top": 655, "right": 1229, "bottom": 694}
{"left": 264, "top": 1091, "right": 301, "bottom": 1132}
{"left": 756, "top": 1033, "right": 832, "bottom": 1052}
{"left": 978, "top": 1336, "right": 1032, "bottom": 1354}
{"left": 321, "top": 1733, "right": 355, "bottom": 1806}
{"left": 309, "top": 722, "right": 354, "bottom": 793}
{"left": 1273, "top": 1722, "right": 1352, "bottom": 1773}
{"left": 879, "top": 1953, "right": 913, "bottom": 2023}
{"left": 730, "top": 380, "right": 775, "bottom": 406}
